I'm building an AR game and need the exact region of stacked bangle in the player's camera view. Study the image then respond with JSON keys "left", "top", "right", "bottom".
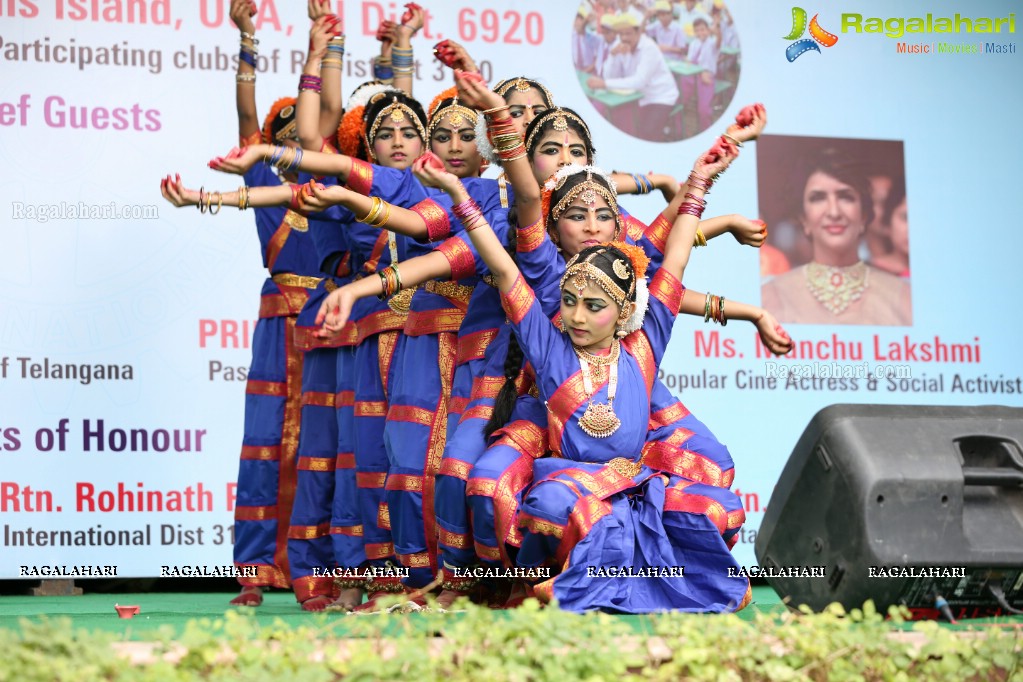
{"left": 356, "top": 196, "right": 391, "bottom": 228}
{"left": 377, "top": 265, "right": 403, "bottom": 299}
{"left": 299, "top": 74, "right": 322, "bottom": 93}
{"left": 687, "top": 171, "right": 713, "bottom": 193}
{"left": 693, "top": 228, "right": 708, "bottom": 247}
{"left": 391, "top": 46, "right": 414, "bottom": 75}
{"left": 238, "top": 185, "right": 250, "bottom": 210}
{"left": 487, "top": 115, "right": 526, "bottom": 162}
{"left": 373, "top": 56, "right": 394, "bottom": 82}
{"left": 197, "top": 188, "right": 223, "bottom": 215}
{"left": 631, "top": 173, "right": 653, "bottom": 194}
{"left": 239, "top": 34, "right": 258, "bottom": 69}
{"left": 702, "top": 293, "right": 727, "bottom": 325}
{"left": 323, "top": 34, "right": 345, "bottom": 69}
{"left": 266, "top": 145, "right": 304, "bottom": 172}
{"left": 677, "top": 201, "right": 705, "bottom": 218}
{"left": 451, "top": 195, "right": 485, "bottom": 232}
{"left": 236, "top": 72, "right": 256, "bottom": 84}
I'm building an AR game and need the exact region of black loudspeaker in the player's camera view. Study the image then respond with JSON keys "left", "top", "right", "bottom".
{"left": 755, "top": 404, "right": 1023, "bottom": 618}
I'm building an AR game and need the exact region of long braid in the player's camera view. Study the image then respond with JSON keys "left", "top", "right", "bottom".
{"left": 484, "top": 204, "right": 524, "bottom": 439}
{"left": 484, "top": 335, "right": 525, "bottom": 439}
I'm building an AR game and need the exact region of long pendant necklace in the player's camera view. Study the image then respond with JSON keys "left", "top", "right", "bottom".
{"left": 805, "top": 261, "right": 869, "bottom": 315}
{"left": 575, "top": 339, "right": 621, "bottom": 438}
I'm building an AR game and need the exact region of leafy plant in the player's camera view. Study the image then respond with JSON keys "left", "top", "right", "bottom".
{"left": 1, "top": 600, "right": 1020, "bottom": 681}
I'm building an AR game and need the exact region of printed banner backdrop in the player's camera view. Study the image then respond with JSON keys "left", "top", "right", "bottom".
{"left": 1, "top": 0, "right": 1020, "bottom": 577}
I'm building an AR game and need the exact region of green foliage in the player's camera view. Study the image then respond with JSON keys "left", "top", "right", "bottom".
{"left": 1, "top": 600, "right": 1020, "bottom": 681}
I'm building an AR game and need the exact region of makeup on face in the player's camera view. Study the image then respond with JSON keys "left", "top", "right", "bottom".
{"left": 372, "top": 114, "right": 424, "bottom": 169}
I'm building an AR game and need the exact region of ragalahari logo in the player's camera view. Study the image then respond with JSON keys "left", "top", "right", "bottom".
{"left": 784, "top": 7, "right": 839, "bottom": 61}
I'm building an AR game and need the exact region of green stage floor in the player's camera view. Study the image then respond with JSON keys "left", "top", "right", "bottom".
{"left": 0, "top": 587, "right": 788, "bottom": 640}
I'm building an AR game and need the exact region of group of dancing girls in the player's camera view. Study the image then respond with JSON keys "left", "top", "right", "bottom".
{"left": 160, "top": 0, "right": 793, "bottom": 614}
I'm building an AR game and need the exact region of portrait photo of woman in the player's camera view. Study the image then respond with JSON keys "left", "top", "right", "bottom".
{"left": 758, "top": 135, "right": 912, "bottom": 326}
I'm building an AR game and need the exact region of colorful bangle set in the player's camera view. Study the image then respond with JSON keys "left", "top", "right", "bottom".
{"left": 377, "top": 265, "right": 403, "bottom": 300}
{"left": 486, "top": 113, "right": 527, "bottom": 162}
{"left": 322, "top": 35, "right": 345, "bottom": 69}
{"left": 452, "top": 195, "right": 485, "bottom": 232}
{"left": 631, "top": 173, "right": 653, "bottom": 194}
{"left": 703, "top": 293, "right": 727, "bottom": 325}
{"left": 265, "top": 145, "right": 304, "bottom": 172}
{"left": 299, "top": 74, "right": 322, "bottom": 94}
{"left": 239, "top": 34, "right": 258, "bottom": 70}
{"left": 373, "top": 56, "right": 394, "bottom": 82}
{"left": 391, "top": 46, "right": 414, "bottom": 75}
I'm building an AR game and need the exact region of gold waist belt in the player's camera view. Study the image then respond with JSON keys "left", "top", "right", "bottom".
{"left": 271, "top": 273, "right": 323, "bottom": 289}
{"left": 424, "top": 280, "right": 475, "bottom": 301}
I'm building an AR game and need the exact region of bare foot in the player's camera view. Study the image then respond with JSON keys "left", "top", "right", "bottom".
{"left": 352, "top": 591, "right": 386, "bottom": 613}
{"left": 502, "top": 580, "right": 529, "bottom": 609}
{"left": 434, "top": 588, "right": 463, "bottom": 610}
{"left": 229, "top": 586, "right": 263, "bottom": 607}
{"left": 325, "top": 587, "right": 364, "bottom": 612}
{"left": 300, "top": 595, "right": 333, "bottom": 612}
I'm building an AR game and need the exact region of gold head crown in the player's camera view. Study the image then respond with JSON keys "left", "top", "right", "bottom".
{"left": 365, "top": 94, "right": 427, "bottom": 156}
{"left": 494, "top": 77, "right": 554, "bottom": 106}
{"left": 541, "top": 167, "right": 622, "bottom": 241}
{"left": 524, "top": 108, "right": 591, "bottom": 156}
{"left": 560, "top": 246, "right": 635, "bottom": 311}
{"left": 427, "top": 96, "right": 479, "bottom": 138}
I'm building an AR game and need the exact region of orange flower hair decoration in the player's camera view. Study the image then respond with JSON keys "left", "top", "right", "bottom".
{"left": 613, "top": 242, "right": 651, "bottom": 283}
{"left": 337, "top": 81, "right": 401, "bottom": 159}
{"left": 428, "top": 86, "right": 459, "bottom": 120}
{"left": 612, "top": 242, "right": 651, "bottom": 334}
{"left": 337, "top": 105, "right": 366, "bottom": 158}
{"left": 262, "top": 97, "right": 298, "bottom": 145}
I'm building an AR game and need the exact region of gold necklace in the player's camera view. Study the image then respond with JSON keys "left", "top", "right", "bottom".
{"left": 575, "top": 339, "right": 621, "bottom": 438}
{"left": 805, "top": 261, "right": 869, "bottom": 315}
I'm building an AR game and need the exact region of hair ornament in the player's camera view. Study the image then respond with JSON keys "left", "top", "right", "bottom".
{"left": 614, "top": 242, "right": 651, "bottom": 283}
{"left": 474, "top": 114, "right": 498, "bottom": 163}
{"left": 262, "top": 97, "right": 298, "bottom": 144}
{"left": 559, "top": 245, "right": 633, "bottom": 308}
{"left": 346, "top": 81, "right": 398, "bottom": 111}
{"left": 493, "top": 77, "right": 555, "bottom": 107}
{"left": 365, "top": 95, "right": 428, "bottom": 156}
{"left": 524, "top": 108, "right": 591, "bottom": 156}
{"left": 427, "top": 94, "right": 479, "bottom": 138}
{"left": 546, "top": 166, "right": 619, "bottom": 224}
{"left": 337, "top": 105, "right": 366, "bottom": 158}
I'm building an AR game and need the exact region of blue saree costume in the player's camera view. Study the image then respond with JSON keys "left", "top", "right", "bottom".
{"left": 460, "top": 211, "right": 742, "bottom": 575}
{"left": 502, "top": 262, "right": 751, "bottom": 613}
{"left": 233, "top": 162, "right": 322, "bottom": 590}
{"left": 382, "top": 177, "right": 509, "bottom": 587}
{"left": 286, "top": 163, "right": 363, "bottom": 603}
{"left": 336, "top": 159, "right": 425, "bottom": 593}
